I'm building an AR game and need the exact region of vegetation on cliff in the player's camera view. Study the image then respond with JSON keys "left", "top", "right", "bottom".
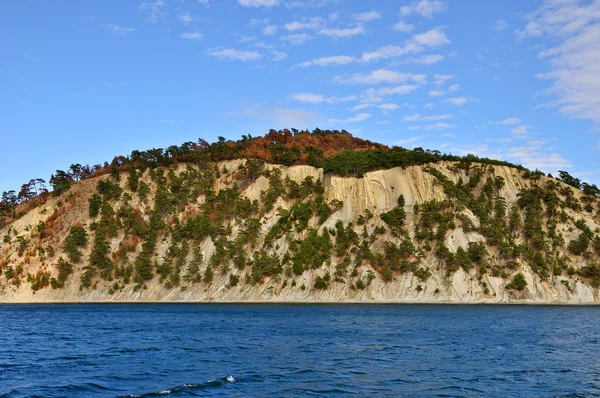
{"left": 2, "top": 130, "right": 600, "bottom": 301}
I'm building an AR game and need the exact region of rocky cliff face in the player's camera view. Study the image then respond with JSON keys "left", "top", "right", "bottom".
{"left": 1, "top": 159, "right": 599, "bottom": 303}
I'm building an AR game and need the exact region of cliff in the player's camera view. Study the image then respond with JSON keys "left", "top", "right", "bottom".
{"left": 1, "top": 158, "right": 599, "bottom": 304}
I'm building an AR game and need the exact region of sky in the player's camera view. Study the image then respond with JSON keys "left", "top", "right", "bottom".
{"left": 2, "top": 0, "right": 600, "bottom": 193}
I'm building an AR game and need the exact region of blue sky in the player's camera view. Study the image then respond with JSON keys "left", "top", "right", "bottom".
{"left": 2, "top": 0, "right": 600, "bottom": 193}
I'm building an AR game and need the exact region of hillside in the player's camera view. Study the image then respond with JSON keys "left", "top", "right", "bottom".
{"left": 1, "top": 131, "right": 600, "bottom": 303}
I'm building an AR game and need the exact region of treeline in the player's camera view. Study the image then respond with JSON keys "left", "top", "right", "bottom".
{"left": 321, "top": 147, "right": 527, "bottom": 177}
{"left": 0, "top": 129, "right": 379, "bottom": 223}
{"left": 3, "top": 128, "right": 588, "bottom": 228}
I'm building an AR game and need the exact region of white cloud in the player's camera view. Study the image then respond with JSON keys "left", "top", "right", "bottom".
{"left": 359, "top": 28, "right": 449, "bottom": 63}
{"left": 238, "top": 103, "right": 320, "bottom": 126}
{"left": 379, "top": 103, "right": 399, "bottom": 110}
{"left": 239, "top": 0, "right": 280, "bottom": 7}
{"left": 297, "top": 55, "right": 354, "bottom": 67}
{"left": 393, "top": 21, "right": 415, "bottom": 32}
{"left": 178, "top": 12, "right": 193, "bottom": 25}
{"left": 424, "top": 122, "right": 453, "bottom": 130}
{"left": 424, "top": 102, "right": 434, "bottom": 109}
{"left": 206, "top": 48, "right": 260, "bottom": 61}
{"left": 329, "top": 112, "right": 371, "bottom": 123}
{"left": 395, "top": 136, "right": 422, "bottom": 146}
{"left": 319, "top": 25, "right": 366, "bottom": 38}
{"left": 516, "top": 0, "right": 600, "bottom": 123}
{"left": 253, "top": 42, "right": 275, "bottom": 49}
{"left": 354, "top": 11, "right": 382, "bottom": 22}
{"left": 350, "top": 103, "right": 373, "bottom": 111}
{"left": 433, "top": 73, "right": 455, "bottom": 85}
{"left": 362, "top": 85, "right": 420, "bottom": 102}
{"left": 180, "top": 32, "right": 203, "bottom": 41}
{"left": 335, "top": 69, "right": 425, "bottom": 85}
{"left": 412, "top": 27, "right": 450, "bottom": 47}
{"left": 198, "top": 0, "right": 210, "bottom": 5}
{"left": 448, "top": 84, "right": 459, "bottom": 92}
{"left": 404, "top": 113, "right": 421, "bottom": 122}
{"left": 281, "top": 33, "right": 313, "bottom": 45}
{"left": 348, "top": 113, "right": 371, "bottom": 122}
{"left": 360, "top": 44, "right": 420, "bottom": 62}
{"left": 250, "top": 18, "right": 270, "bottom": 26}
{"left": 271, "top": 50, "right": 287, "bottom": 61}
{"left": 404, "top": 113, "right": 453, "bottom": 122}
{"left": 410, "top": 54, "right": 444, "bottom": 64}
{"left": 492, "top": 19, "right": 508, "bottom": 32}
{"left": 239, "top": 35, "right": 257, "bottom": 43}
{"left": 103, "top": 24, "right": 136, "bottom": 35}
{"left": 428, "top": 90, "right": 445, "bottom": 97}
{"left": 444, "top": 96, "right": 468, "bottom": 106}
{"left": 511, "top": 124, "right": 530, "bottom": 138}
{"left": 139, "top": 0, "right": 165, "bottom": 23}
{"left": 291, "top": 92, "right": 357, "bottom": 104}
{"left": 284, "top": 17, "right": 324, "bottom": 31}
{"left": 400, "top": 0, "right": 447, "bottom": 18}
{"left": 263, "top": 25, "right": 278, "bottom": 35}
{"left": 495, "top": 117, "right": 522, "bottom": 125}
{"left": 508, "top": 140, "right": 571, "bottom": 171}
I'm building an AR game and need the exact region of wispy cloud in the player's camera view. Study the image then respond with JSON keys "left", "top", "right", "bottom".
{"left": 239, "top": 0, "right": 280, "bottom": 7}
{"left": 444, "top": 96, "right": 468, "bottom": 106}
{"left": 507, "top": 140, "right": 571, "bottom": 171}
{"left": 237, "top": 103, "right": 320, "bottom": 126}
{"left": 178, "top": 12, "right": 193, "bottom": 25}
{"left": 395, "top": 136, "right": 422, "bottom": 146}
{"left": 271, "top": 50, "right": 287, "bottom": 61}
{"left": 400, "top": 0, "right": 447, "bottom": 18}
{"left": 353, "top": 11, "right": 382, "bottom": 22}
{"left": 408, "top": 54, "right": 444, "bottom": 64}
{"left": 393, "top": 21, "right": 415, "bottom": 33}
{"left": 492, "top": 19, "right": 508, "bottom": 32}
{"left": 296, "top": 55, "right": 354, "bottom": 67}
{"left": 494, "top": 117, "right": 522, "bottom": 125}
{"left": 206, "top": 48, "right": 260, "bottom": 61}
{"left": 291, "top": 92, "right": 357, "bottom": 104}
{"left": 281, "top": 33, "right": 313, "bottom": 45}
{"left": 379, "top": 103, "right": 400, "bottom": 110}
{"left": 103, "top": 24, "right": 136, "bottom": 35}
{"left": 263, "top": 25, "right": 278, "bottom": 35}
{"left": 139, "top": 0, "right": 165, "bottom": 23}
{"left": 319, "top": 25, "right": 366, "bottom": 38}
{"left": 433, "top": 73, "right": 455, "bottom": 85}
{"left": 329, "top": 112, "right": 371, "bottom": 123}
{"left": 516, "top": 0, "right": 600, "bottom": 123}
{"left": 361, "top": 85, "right": 420, "bottom": 102}
{"left": 334, "top": 69, "right": 425, "bottom": 85}
{"left": 284, "top": 17, "right": 324, "bottom": 31}
{"left": 428, "top": 90, "right": 445, "bottom": 97}
{"left": 412, "top": 27, "right": 451, "bottom": 47}
{"left": 403, "top": 113, "right": 453, "bottom": 122}
{"left": 180, "top": 32, "right": 203, "bottom": 41}
{"left": 424, "top": 122, "right": 454, "bottom": 130}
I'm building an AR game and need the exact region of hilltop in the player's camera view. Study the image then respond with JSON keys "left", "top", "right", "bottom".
{"left": 1, "top": 130, "right": 600, "bottom": 303}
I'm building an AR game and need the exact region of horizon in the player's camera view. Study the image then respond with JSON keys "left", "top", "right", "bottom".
{"left": 2, "top": 0, "right": 599, "bottom": 192}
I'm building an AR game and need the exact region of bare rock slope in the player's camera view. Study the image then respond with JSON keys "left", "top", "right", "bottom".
{"left": 1, "top": 159, "right": 599, "bottom": 303}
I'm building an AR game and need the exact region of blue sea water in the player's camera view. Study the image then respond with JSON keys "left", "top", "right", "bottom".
{"left": 1, "top": 304, "right": 600, "bottom": 397}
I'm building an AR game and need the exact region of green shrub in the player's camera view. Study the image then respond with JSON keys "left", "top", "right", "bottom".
{"left": 506, "top": 273, "right": 527, "bottom": 291}
{"left": 63, "top": 226, "right": 88, "bottom": 263}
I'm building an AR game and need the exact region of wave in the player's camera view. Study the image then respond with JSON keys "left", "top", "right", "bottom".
{"left": 122, "top": 375, "right": 236, "bottom": 397}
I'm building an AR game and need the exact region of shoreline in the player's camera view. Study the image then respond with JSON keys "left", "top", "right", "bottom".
{"left": 1, "top": 299, "right": 599, "bottom": 306}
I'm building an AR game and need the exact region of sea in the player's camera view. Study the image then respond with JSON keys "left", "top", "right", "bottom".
{"left": 1, "top": 304, "right": 599, "bottom": 397}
